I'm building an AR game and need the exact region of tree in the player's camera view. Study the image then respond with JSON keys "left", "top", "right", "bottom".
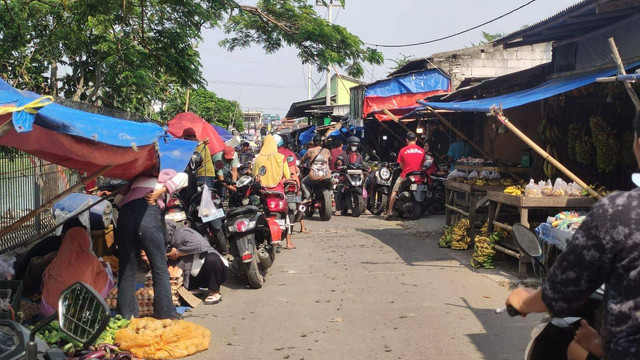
{"left": 469, "top": 31, "right": 507, "bottom": 46}
{"left": 0, "top": 0, "right": 383, "bottom": 117}
{"left": 161, "top": 88, "right": 244, "bottom": 131}
{"left": 387, "top": 53, "right": 416, "bottom": 72}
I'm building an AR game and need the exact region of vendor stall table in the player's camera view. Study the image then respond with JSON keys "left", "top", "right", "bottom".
{"left": 486, "top": 191, "right": 595, "bottom": 278}
{"left": 444, "top": 180, "right": 505, "bottom": 238}
{"left": 454, "top": 164, "right": 532, "bottom": 176}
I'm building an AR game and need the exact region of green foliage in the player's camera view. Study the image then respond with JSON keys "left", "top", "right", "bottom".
{"left": 469, "top": 31, "right": 507, "bottom": 46}
{"left": 387, "top": 53, "right": 415, "bottom": 72}
{"left": 160, "top": 88, "right": 244, "bottom": 131}
{"left": 0, "top": 0, "right": 380, "bottom": 117}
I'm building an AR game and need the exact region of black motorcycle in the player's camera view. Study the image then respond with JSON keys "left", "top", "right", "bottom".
{"left": 335, "top": 163, "right": 367, "bottom": 217}
{"left": 225, "top": 176, "right": 279, "bottom": 289}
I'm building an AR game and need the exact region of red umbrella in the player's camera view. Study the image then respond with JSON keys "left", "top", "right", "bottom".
{"left": 167, "top": 112, "right": 226, "bottom": 154}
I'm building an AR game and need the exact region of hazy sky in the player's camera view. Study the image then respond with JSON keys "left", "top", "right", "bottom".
{"left": 198, "top": 0, "right": 579, "bottom": 117}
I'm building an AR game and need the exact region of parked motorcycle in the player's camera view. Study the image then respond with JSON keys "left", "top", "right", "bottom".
{"left": 0, "top": 282, "right": 110, "bottom": 360}
{"left": 423, "top": 154, "right": 446, "bottom": 215}
{"left": 283, "top": 179, "right": 305, "bottom": 234}
{"left": 366, "top": 161, "right": 395, "bottom": 215}
{"left": 335, "top": 163, "right": 367, "bottom": 217}
{"left": 225, "top": 176, "right": 281, "bottom": 289}
{"left": 497, "top": 224, "right": 603, "bottom": 360}
{"left": 164, "top": 152, "right": 228, "bottom": 254}
{"left": 392, "top": 169, "right": 432, "bottom": 220}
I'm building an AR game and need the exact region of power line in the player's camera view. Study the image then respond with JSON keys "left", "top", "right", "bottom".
{"left": 363, "top": 0, "right": 537, "bottom": 48}
{"left": 208, "top": 79, "right": 305, "bottom": 89}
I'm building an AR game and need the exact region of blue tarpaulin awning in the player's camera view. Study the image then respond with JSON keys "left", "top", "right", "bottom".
{"left": 417, "top": 62, "right": 640, "bottom": 113}
{"left": 298, "top": 126, "right": 316, "bottom": 145}
{"left": 213, "top": 124, "right": 233, "bottom": 141}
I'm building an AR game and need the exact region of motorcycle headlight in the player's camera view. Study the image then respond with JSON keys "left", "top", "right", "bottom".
{"left": 380, "top": 167, "right": 391, "bottom": 180}
{"left": 349, "top": 175, "right": 363, "bottom": 186}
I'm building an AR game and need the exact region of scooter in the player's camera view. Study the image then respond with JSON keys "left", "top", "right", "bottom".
{"left": 283, "top": 179, "right": 305, "bottom": 234}
{"left": 300, "top": 166, "right": 333, "bottom": 221}
{"left": 335, "top": 163, "right": 367, "bottom": 217}
{"left": 496, "top": 224, "right": 604, "bottom": 360}
{"left": 224, "top": 176, "right": 280, "bottom": 289}
{"left": 366, "top": 161, "right": 395, "bottom": 215}
{"left": 393, "top": 169, "right": 431, "bottom": 220}
{"left": 422, "top": 154, "right": 446, "bottom": 215}
{"left": 0, "top": 282, "right": 110, "bottom": 360}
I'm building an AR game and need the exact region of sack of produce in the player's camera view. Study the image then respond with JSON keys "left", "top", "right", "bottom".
{"left": 567, "top": 182, "right": 584, "bottom": 197}
{"left": 116, "top": 317, "right": 211, "bottom": 359}
{"left": 468, "top": 171, "right": 479, "bottom": 180}
{"left": 524, "top": 179, "right": 541, "bottom": 197}
{"left": 541, "top": 180, "right": 553, "bottom": 196}
{"left": 552, "top": 178, "right": 568, "bottom": 197}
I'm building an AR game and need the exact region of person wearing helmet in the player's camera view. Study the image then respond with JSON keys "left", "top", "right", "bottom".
{"left": 299, "top": 134, "right": 332, "bottom": 201}
{"left": 339, "top": 136, "right": 364, "bottom": 167}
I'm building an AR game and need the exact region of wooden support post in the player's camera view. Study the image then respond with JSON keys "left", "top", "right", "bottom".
{"left": 0, "top": 165, "right": 115, "bottom": 239}
{"left": 490, "top": 106, "right": 601, "bottom": 200}
{"left": 382, "top": 108, "right": 424, "bottom": 146}
{"left": 608, "top": 37, "right": 640, "bottom": 112}
{"left": 373, "top": 117, "right": 406, "bottom": 143}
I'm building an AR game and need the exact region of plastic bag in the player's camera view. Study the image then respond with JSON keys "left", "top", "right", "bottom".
{"left": 541, "top": 180, "right": 553, "bottom": 196}
{"left": 480, "top": 170, "right": 492, "bottom": 180}
{"left": 468, "top": 171, "right": 479, "bottom": 179}
{"left": 552, "top": 178, "right": 569, "bottom": 197}
{"left": 198, "top": 185, "right": 218, "bottom": 222}
{"left": 524, "top": 179, "right": 541, "bottom": 197}
{"left": 489, "top": 171, "right": 501, "bottom": 180}
{"left": 0, "top": 255, "right": 16, "bottom": 280}
{"left": 567, "top": 182, "right": 584, "bottom": 197}
{"left": 446, "top": 170, "right": 467, "bottom": 180}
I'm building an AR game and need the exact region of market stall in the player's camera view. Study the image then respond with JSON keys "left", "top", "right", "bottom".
{"left": 485, "top": 189, "right": 595, "bottom": 278}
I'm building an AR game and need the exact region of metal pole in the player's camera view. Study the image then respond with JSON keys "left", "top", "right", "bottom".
{"left": 308, "top": 64, "right": 312, "bottom": 100}
{"left": 325, "top": 2, "right": 332, "bottom": 106}
{"left": 607, "top": 37, "right": 640, "bottom": 111}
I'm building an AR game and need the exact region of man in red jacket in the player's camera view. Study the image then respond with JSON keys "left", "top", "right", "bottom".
{"left": 386, "top": 132, "right": 425, "bottom": 220}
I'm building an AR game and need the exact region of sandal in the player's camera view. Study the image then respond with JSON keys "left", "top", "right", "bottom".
{"left": 284, "top": 245, "right": 297, "bottom": 250}
{"left": 204, "top": 293, "right": 222, "bottom": 305}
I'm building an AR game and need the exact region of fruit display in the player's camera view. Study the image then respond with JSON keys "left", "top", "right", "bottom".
{"left": 456, "top": 157, "right": 493, "bottom": 164}
{"left": 549, "top": 211, "right": 586, "bottom": 232}
{"left": 575, "top": 132, "right": 594, "bottom": 166}
{"left": 538, "top": 118, "right": 565, "bottom": 146}
{"left": 450, "top": 219, "right": 471, "bottom": 250}
{"left": 115, "top": 317, "right": 211, "bottom": 359}
{"left": 106, "top": 287, "right": 118, "bottom": 310}
{"left": 567, "top": 123, "right": 581, "bottom": 161}
{"left": 471, "top": 228, "right": 509, "bottom": 269}
{"left": 590, "top": 115, "right": 620, "bottom": 173}
{"left": 504, "top": 185, "right": 524, "bottom": 196}
{"left": 438, "top": 226, "right": 453, "bottom": 248}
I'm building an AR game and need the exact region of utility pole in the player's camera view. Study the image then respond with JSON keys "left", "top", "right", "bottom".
{"left": 316, "top": 0, "right": 341, "bottom": 106}
{"left": 308, "top": 64, "right": 312, "bottom": 100}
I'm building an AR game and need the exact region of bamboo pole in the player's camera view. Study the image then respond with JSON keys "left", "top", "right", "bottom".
{"left": 0, "top": 165, "right": 115, "bottom": 239}
{"left": 607, "top": 37, "right": 640, "bottom": 112}
{"left": 382, "top": 108, "right": 424, "bottom": 146}
{"left": 421, "top": 104, "right": 523, "bottom": 180}
{"left": 490, "top": 106, "right": 601, "bottom": 200}
{"left": 185, "top": 89, "right": 191, "bottom": 113}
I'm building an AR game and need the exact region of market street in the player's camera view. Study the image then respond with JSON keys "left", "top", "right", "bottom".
{"left": 186, "top": 215, "right": 541, "bottom": 360}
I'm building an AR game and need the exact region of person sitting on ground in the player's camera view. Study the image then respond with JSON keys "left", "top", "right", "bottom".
{"left": 165, "top": 222, "right": 229, "bottom": 305}
{"left": 386, "top": 132, "right": 425, "bottom": 220}
{"left": 41, "top": 222, "right": 114, "bottom": 316}
{"left": 253, "top": 135, "right": 295, "bottom": 250}
{"left": 506, "top": 111, "right": 640, "bottom": 360}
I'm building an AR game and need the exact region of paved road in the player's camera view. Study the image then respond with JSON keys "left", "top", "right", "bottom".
{"left": 186, "top": 214, "right": 540, "bottom": 360}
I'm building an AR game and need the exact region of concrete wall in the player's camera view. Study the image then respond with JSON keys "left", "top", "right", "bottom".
{"left": 429, "top": 43, "right": 552, "bottom": 90}
{"left": 314, "top": 75, "right": 364, "bottom": 105}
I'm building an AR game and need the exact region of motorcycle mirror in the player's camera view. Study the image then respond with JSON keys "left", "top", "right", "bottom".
{"left": 364, "top": 155, "right": 370, "bottom": 162}
{"left": 511, "top": 224, "right": 542, "bottom": 258}
{"left": 58, "top": 282, "right": 110, "bottom": 347}
{"left": 390, "top": 152, "right": 397, "bottom": 159}
{"left": 371, "top": 150, "right": 377, "bottom": 155}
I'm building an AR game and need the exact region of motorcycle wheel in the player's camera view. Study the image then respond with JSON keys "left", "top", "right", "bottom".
{"left": 370, "top": 191, "right": 387, "bottom": 215}
{"left": 351, "top": 193, "right": 362, "bottom": 217}
{"left": 305, "top": 203, "right": 315, "bottom": 218}
{"left": 246, "top": 258, "right": 264, "bottom": 289}
{"left": 411, "top": 200, "right": 423, "bottom": 220}
{"left": 319, "top": 189, "right": 332, "bottom": 221}
{"left": 428, "top": 181, "right": 446, "bottom": 214}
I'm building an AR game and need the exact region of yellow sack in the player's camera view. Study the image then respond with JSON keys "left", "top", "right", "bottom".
{"left": 115, "top": 317, "right": 211, "bottom": 359}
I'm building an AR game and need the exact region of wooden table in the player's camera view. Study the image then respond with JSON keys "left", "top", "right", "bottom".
{"left": 486, "top": 191, "right": 596, "bottom": 278}
{"left": 444, "top": 180, "right": 505, "bottom": 238}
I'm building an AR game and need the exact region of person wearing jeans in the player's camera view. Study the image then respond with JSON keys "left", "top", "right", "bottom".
{"left": 115, "top": 170, "right": 188, "bottom": 319}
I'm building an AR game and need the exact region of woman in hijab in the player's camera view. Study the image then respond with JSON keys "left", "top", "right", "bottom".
{"left": 253, "top": 135, "right": 295, "bottom": 249}
{"left": 41, "top": 226, "right": 114, "bottom": 316}
{"left": 253, "top": 135, "right": 291, "bottom": 192}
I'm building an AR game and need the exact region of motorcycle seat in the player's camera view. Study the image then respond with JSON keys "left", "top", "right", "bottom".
{"left": 227, "top": 205, "right": 260, "bottom": 218}
{"left": 406, "top": 171, "right": 426, "bottom": 177}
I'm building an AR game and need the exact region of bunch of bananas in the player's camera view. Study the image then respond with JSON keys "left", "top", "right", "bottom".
{"left": 471, "top": 236, "right": 496, "bottom": 269}
{"left": 575, "top": 133, "right": 594, "bottom": 166}
{"left": 438, "top": 226, "right": 453, "bottom": 248}
{"left": 464, "top": 179, "right": 486, "bottom": 186}
{"left": 500, "top": 178, "right": 515, "bottom": 186}
{"left": 590, "top": 115, "right": 620, "bottom": 173}
{"left": 567, "top": 123, "right": 581, "bottom": 161}
{"left": 543, "top": 144, "right": 558, "bottom": 179}
{"left": 504, "top": 186, "right": 524, "bottom": 196}
{"left": 450, "top": 219, "right": 471, "bottom": 250}
{"left": 538, "top": 118, "right": 565, "bottom": 146}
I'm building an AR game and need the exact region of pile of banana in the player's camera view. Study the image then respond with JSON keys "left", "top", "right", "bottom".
{"left": 471, "top": 235, "right": 496, "bottom": 269}
{"left": 450, "top": 219, "right": 471, "bottom": 250}
{"left": 438, "top": 226, "right": 453, "bottom": 248}
{"left": 463, "top": 179, "right": 487, "bottom": 186}
{"left": 538, "top": 118, "right": 564, "bottom": 146}
{"left": 590, "top": 115, "right": 620, "bottom": 173}
{"left": 504, "top": 185, "right": 524, "bottom": 196}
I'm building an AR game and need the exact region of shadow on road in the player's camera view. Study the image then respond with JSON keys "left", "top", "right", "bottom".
{"left": 356, "top": 227, "right": 453, "bottom": 266}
